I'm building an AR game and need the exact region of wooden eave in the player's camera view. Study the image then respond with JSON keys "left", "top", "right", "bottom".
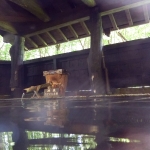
{"left": 0, "top": 0, "right": 150, "bottom": 50}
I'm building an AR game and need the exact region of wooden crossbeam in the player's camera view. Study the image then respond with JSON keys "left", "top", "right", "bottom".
{"left": 36, "top": 35, "right": 47, "bottom": 46}
{"left": 109, "top": 14, "right": 118, "bottom": 30}
{"left": 80, "top": 21, "right": 90, "bottom": 35}
{"left": 125, "top": 9, "right": 133, "bottom": 26}
{"left": 46, "top": 32, "right": 57, "bottom": 44}
{"left": 57, "top": 29, "right": 68, "bottom": 41}
{"left": 26, "top": 37, "right": 38, "bottom": 48}
{"left": 117, "top": 32, "right": 127, "bottom": 41}
{"left": 9, "top": 0, "right": 50, "bottom": 22}
{"left": 81, "top": 0, "right": 96, "bottom": 7}
{"left": 68, "top": 25, "right": 78, "bottom": 38}
{"left": 143, "top": 5, "right": 149, "bottom": 23}
{"left": 0, "top": 21, "right": 17, "bottom": 34}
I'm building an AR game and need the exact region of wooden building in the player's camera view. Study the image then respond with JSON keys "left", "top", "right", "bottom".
{"left": 0, "top": 1, "right": 150, "bottom": 149}
{"left": 0, "top": 0, "right": 150, "bottom": 97}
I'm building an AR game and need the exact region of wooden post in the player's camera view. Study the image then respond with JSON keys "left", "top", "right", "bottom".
{"left": 9, "top": 36, "right": 25, "bottom": 97}
{"left": 88, "top": 8, "right": 106, "bottom": 94}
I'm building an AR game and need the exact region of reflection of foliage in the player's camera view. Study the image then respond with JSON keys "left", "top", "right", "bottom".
{"left": 0, "top": 132, "right": 14, "bottom": 150}
{"left": 26, "top": 131, "right": 97, "bottom": 150}
{"left": 109, "top": 137, "right": 140, "bottom": 143}
{"left": 1, "top": 23, "right": 150, "bottom": 61}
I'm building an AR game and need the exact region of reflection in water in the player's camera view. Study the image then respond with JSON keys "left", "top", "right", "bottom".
{"left": 26, "top": 131, "right": 97, "bottom": 150}
{"left": 25, "top": 100, "right": 68, "bottom": 128}
{"left": 0, "top": 132, "right": 14, "bottom": 150}
{"left": 109, "top": 137, "right": 140, "bottom": 143}
{"left": 1, "top": 96, "right": 150, "bottom": 149}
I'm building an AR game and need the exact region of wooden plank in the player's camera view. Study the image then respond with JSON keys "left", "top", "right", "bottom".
{"left": 88, "top": 9, "right": 106, "bottom": 94}
{"left": 24, "top": 16, "right": 90, "bottom": 37}
{"left": 143, "top": 5, "right": 149, "bottom": 23}
{"left": 0, "top": 21, "right": 17, "bottom": 34}
{"left": 36, "top": 35, "right": 48, "bottom": 46}
{"left": 109, "top": 14, "right": 118, "bottom": 30}
{"left": 57, "top": 29, "right": 68, "bottom": 42}
{"left": 101, "top": 0, "right": 150, "bottom": 16}
{"left": 46, "top": 32, "right": 57, "bottom": 44}
{"left": 68, "top": 25, "right": 78, "bottom": 38}
{"left": 80, "top": 21, "right": 90, "bottom": 35}
{"left": 26, "top": 37, "right": 38, "bottom": 48}
{"left": 125, "top": 9, "right": 133, "bottom": 26}
{"left": 81, "top": 0, "right": 96, "bottom": 7}
{"left": 9, "top": 0, "right": 50, "bottom": 22}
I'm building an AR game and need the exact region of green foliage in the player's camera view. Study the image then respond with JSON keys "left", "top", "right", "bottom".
{"left": 24, "top": 37, "right": 91, "bottom": 61}
{"left": 0, "top": 36, "right": 11, "bottom": 60}
{"left": 1, "top": 23, "right": 150, "bottom": 61}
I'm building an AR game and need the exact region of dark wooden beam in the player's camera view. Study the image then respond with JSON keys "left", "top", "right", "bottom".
{"left": 109, "top": 14, "right": 118, "bottom": 30}
{"left": 88, "top": 9, "right": 106, "bottom": 94}
{"left": 36, "top": 35, "right": 48, "bottom": 46}
{"left": 46, "top": 32, "right": 57, "bottom": 44}
{"left": 68, "top": 25, "right": 78, "bottom": 38}
{"left": 81, "top": 0, "right": 96, "bottom": 7}
{"left": 9, "top": 36, "right": 25, "bottom": 98}
{"left": 0, "top": 15, "right": 40, "bottom": 22}
{"left": 57, "top": 29, "right": 68, "bottom": 42}
{"left": 9, "top": 0, "right": 50, "bottom": 22}
{"left": 80, "top": 21, "right": 90, "bottom": 35}
{"left": 26, "top": 37, "right": 38, "bottom": 49}
{"left": 125, "top": 9, "right": 133, "bottom": 26}
{"left": 143, "top": 5, "right": 149, "bottom": 23}
{"left": 0, "top": 21, "right": 17, "bottom": 34}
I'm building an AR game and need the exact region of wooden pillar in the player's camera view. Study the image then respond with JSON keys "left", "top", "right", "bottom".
{"left": 88, "top": 8, "right": 106, "bottom": 94}
{"left": 9, "top": 36, "right": 25, "bottom": 98}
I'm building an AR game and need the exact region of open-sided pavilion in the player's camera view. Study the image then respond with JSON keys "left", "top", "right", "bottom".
{"left": 0, "top": 0, "right": 150, "bottom": 97}
{"left": 1, "top": 1, "right": 150, "bottom": 150}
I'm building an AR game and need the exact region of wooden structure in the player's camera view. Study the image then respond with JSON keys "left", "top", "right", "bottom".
{"left": 0, "top": 0, "right": 150, "bottom": 49}
{"left": 0, "top": 0, "right": 150, "bottom": 96}
{"left": 1, "top": 37, "right": 150, "bottom": 96}
{"left": 1, "top": 1, "right": 150, "bottom": 149}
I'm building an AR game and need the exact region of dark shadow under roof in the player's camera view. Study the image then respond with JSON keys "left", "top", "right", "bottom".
{"left": 0, "top": 0, "right": 149, "bottom": 50}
